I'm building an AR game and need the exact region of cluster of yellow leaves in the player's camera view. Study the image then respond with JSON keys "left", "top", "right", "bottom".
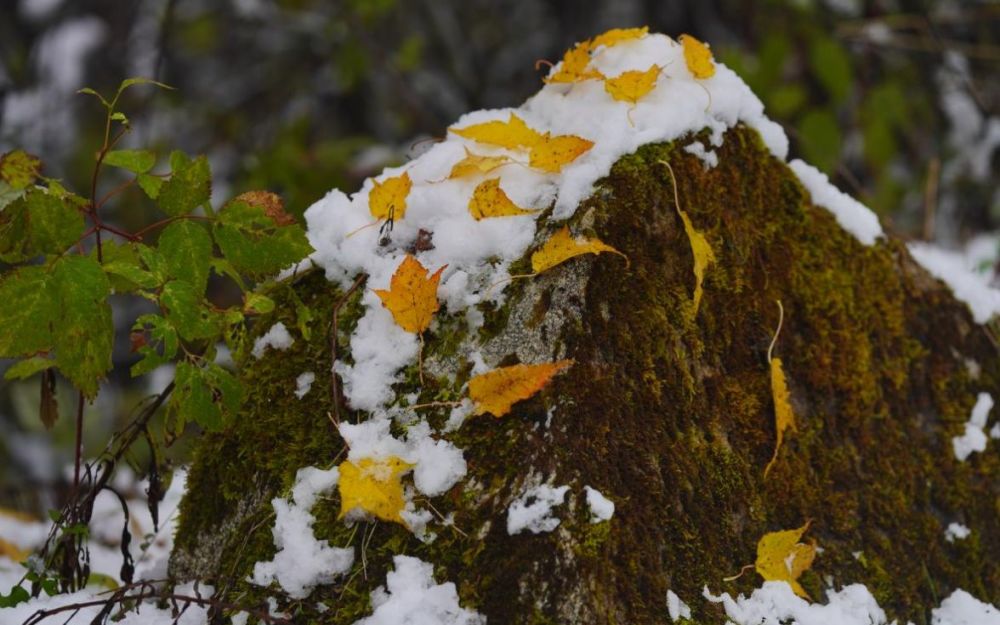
{"left": 543, "top": 27, "right": 649, "bottom": 85}
{"left": 338, "top": 456, "right": 413, "bottom": 526}
{"left": 375, "top": 254, "right": 446, "bottom": 334}
{"left": 604, "top": 65, "right": 661, "bottom": 105}
{"left": 532, "top": 226, "right": 628, "bottom": 275}
{"left": 469, "top": 360, "right": 574, "bottom": 417}
{"left": 680, "top": 34, "right": 715, "bottom": 79}
{"left": 450, "top": 114, "right": 593, "bottom": 175}
{"left": 755, "top": 522, "right": 817, "bottom": 598}
{"left": 447, "top": 148, "right": 511, "bottom": 179}
{"left": 368, "top": 172, "right": 412, "bottom": 221}
{"left": 469, "top": 178, "right": 537, "bottom": 220}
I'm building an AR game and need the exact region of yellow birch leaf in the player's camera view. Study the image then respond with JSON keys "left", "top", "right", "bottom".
{"left": 337, "top": 456, "right": 413, "bottom": 526}
{"left": 604, "top": 65, "right": 661, "bottom": 105}
{"left": 676, "top": 207, "right": 715, "bottom": 314}
{"left": 764, "top": 356, "right": 796, "bottom": 477}
{"left": 755, "top": 522, "right": 816, "bottom": 599}
{"left": 450, "top": 113, "right": 544, "bottom": 150}
{"left": 545, "top": 42, "right": 605, "bottom": 84}
{"left": 529, "top": 133, "right": 595, "bottom": 173}
{"left": 469, "top": 178, "right": 538, "bottom": 220}
{"left": 375, "top": 254, "right": 446, "bottom": 334}
{"left": 531, "top": 226, "right": 627, "bottom": 274}
{"left": 369, "top": 172, "right": 412, "bottom": 221}
{"left": 680, "top": 34, "right": 716, "bottom": 79}
{"left": 447, "top": 148, "right": 512, "bottom": 179}
{"left": 590, "top": 26, "right": 649, "bottom": 49}
{"left": 469, "top": 360, "right": 574, "bottom": 417}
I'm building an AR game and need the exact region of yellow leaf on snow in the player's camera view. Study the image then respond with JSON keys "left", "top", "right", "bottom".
{"left": 369, "top": 172, "right": 412, "bottom": 221}
{"left": 676, "top": 207, "right": 715, "bottom": 314}
{"left": 375, "top": 254, "right": 446, "bottom": 334}
{"left": 531, "top": 226, "right": 627, "bottom": 274}
{"left": 338, "top": 456, "right": 413, "bottom": 526}
{"left": 545, "top": 42, "right": 604, "bottom": 84}
{"left": 469, "top": 178, "right": 538, "bottom": 220}
{"left": 590, "top": 26, "right": 649, "bottom": 50}
{"left": 529, "top": 133, "right": 595, "bottom": 173}
{"left": 764, "top": 356, "right": 796, "bottom": 477}
{"left": 755, "top": 522, "right": 817, "bottom": 599}
{"left": 469, "top": 360, "right": 574, "bottom": 417}
{"left": 604, "top": 65, "right": 661, "bottom": 105}
{"left": 680, "top": 34, "right": 716, "bottom": 79}
{"left": 450, "top": 113, "right": 544, "bottom": 150}
{"left": 447, "top": 148, "right": 512, "bottom": 179}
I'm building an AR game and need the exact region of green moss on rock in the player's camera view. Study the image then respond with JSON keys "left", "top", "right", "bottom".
{"left": 171, "top": 125, "right": 999, "bottom": 624}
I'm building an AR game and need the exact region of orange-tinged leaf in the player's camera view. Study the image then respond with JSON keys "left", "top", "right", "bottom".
{"left": 447, "top": 148, "right": 512, "bottom": 179}
{"left": 369, "top": 172, "right": 412, "bottom": 221}
{"left": 680, "top": 34, "right": 715, "bottom": 79}
{"left": 469, "top": 360, "right": 573, "bottom": 417}
{"left": 545, "top": 42, "right": 604, "bottom": 84}
{"left": 469, "top": 178, "right": 538, "bottom": 220}
{"left": 590, "top": 26, "right": 649, "bottom": 49}
{"left": 337, "top": 456, "right": 413, "bottom": 526}
{"left": 676, "top": 207, "right": 715, "bottom": 314}
{"left": 529, "top": 133, "right": 594, "bottom": 173}
{"left": 755, "top": 522, "right": 816, "bottom": 599}
{"left": 604, "top": 65, "right": 660, "bottom": 105}
{"left": 450, "top": 113, "right": 544, "bottom": 150}
{"left": 375, "top": 255, "right": 446, "bottom": 334}
{"left": 764, "top": 356, "right": 796, "bottom": 477}
{"left": 531, "top": 226, "right": 627, "bottom": 274}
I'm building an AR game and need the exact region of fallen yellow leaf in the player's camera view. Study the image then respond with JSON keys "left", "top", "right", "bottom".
{"left": 375, "top": 254, "right": 446, "bottom": 334}
{"left": 755, "top": 522, "right": 816, "bottom": 599}
{"left": 545, "top": 42, "right": 604, "bottom": 84}
{"left": 338, "top": 456, "right": 413, "bottom": 526}
{"left": 604, "top": 65, "right": 661, "bottom": 105}
{"left": 469, "top": 178, "right": 538, "bottom": 220}
{"left": 764, "top": 356, "right": 796, "bottom": 477}
{"left": 529, "top": 133, "right": 595, "bottom": 173}
{"left": 677, "top": 207, "right": 715, "bottom": 314}
{"left": 590, "top": 26, "right": 649, "bottom": 50}
{"left": 369, "top": 172, "right": 412, "bottom": 221}
{"left": 450, "top": 113, "right": 544, "bottom": 150}
{"left": 447, "top": 148, "right": 512, "bottom": 179}
{"left": 469, "top": 360, "right": 574, "bottom": 417}
{"left": 531, "top": 226, "right": 627, "bottom": 274}
{"left": 680, "top": 34, "right": 715, "bottom": 79}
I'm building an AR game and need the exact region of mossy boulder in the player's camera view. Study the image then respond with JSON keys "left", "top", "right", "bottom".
{"left": 171, "top": 125, "right": 999, "bottom": 624}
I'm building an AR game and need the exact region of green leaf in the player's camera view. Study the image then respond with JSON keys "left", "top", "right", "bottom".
{"left": 130, "top": 314, "right": 179, "bottom": 377}
{"left": 104, "top": 259, "right": 159, "bottom": 291}
{"left": 808, "top": 37, "right": 852, "bottom": 105}
{"left": 0, "top": 265, "right": 57, "bottom": 357}
{"left": 0, "top": 190, "right": 85, "bottom": 262}
{"left": 104, "top": 150, "right": 156, "bottom": 174}
{"left": 116, "top": 77, "right": 174, "bottom": 99}
{"left": 50, "top": 255, "right": 113, "bottom": 398}
{"left": 0, "top": 150, "right": 42, "bottom": 190}
{"left": 4, "top": 356, "right": 55, "bottom": 380}
{"left": 0, "top": 585, "right": 30, "bottom": 608}
{"left": 160, "top": 280, "right": 219, "bottom": 341}
{"left": 244, "top": 293, "right": 275, "bottom": 314}
{"left": 110, "top": 111, "right": 128, "bottom": 124}
{"left": 0, "top": 182, "right": 23, "bottom": 211}
{"left": 798, "top": 109, "right": 842, "bottom": 174}
{"left": 77, "top": 87, "right": 111, "bottom": 109}
{"left": 137, "top": 173, "right": 164, "bottom": 199}
{"left": 158, "top": 152, "right": 211, "bottom": 217}
{"left": 137, "top": 243, "right": 169, "bottom": 283}
{"left": 214, "top": 201, "right": 312, "bottom": 277}
{"left": 169, "top": 361, "right": 242, "bottom": 432}
{"left": 159, "top": 220, "right": 212, "bottom": 293}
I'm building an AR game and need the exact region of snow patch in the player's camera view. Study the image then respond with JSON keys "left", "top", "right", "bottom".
{"left": 945, "top": 522, "right": 971, "bottom": 543}
{"left": 295, "top": 371, "right": 316, "bottom": 399}
{"left": 704, "top": 581, "right": 887, "bottom": 625}
{"left": 952, "top": 392, "right": 993, "bottom": 461}
{"left": 507, "top": 481, "right": 569, "bottom": 535}
{"left": 666, "top": 589, "right": 692, "bottom": 621}
{"left": 251, "top": 322, "right": 294, "bottom": 359}
{"left": 932, "top": 589, "right": 1000, "bottom": 625}
{"left": 584, "top": 485, "right": 615, "bottom": 523}
{"left": 683, "top": 141, "right": 718, "bottom": 169}
{"left": 788, "top": 159, "right": 884, "bottom": 246}
{"left": 909, "top": 243, "right": 1000, "bottom": 324}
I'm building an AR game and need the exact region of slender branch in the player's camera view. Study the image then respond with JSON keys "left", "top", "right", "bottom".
{"left": 95, "top": 178, "right": 136, "bottom": 211}
{"left": 72, "top": 393, "right": 84, "bottom": 493}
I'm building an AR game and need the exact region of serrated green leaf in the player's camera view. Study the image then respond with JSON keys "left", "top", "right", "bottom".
{"left": 4, "top": 356, "right": 55, "bottom": 380}
{"left": 50, "top": 255, "right": 113, "bottom": 398}
{"left": 137, "top": 173, "right": 163, "bottom": 199}
{"left": 0, "top": 182, "right": 23, "bottom": 210}
{"left": 137, "top": 244, "right": 169, "bottom": 282}
{"left": 210, "top": 257, "right": 247, "bottom": 291}
{"left": 1, "top": 150, "right": 42, "bottom": 190}
{"left": 159, "top": 220, "right": 212, "bottom": 293}
{"left": 103, "top": 260, "right": 159, "bottom": 291}
{"left": 130, "top": 314, "right": 179, "bottom": 377}
{"left": 0, "top": 190, "right": 85, "bottom": 261}
{"left": 169, "top": 361, "right": 241, "bottom": 432}
{"left": 244, "top": 293, "right": 275, "bottom": 314}
{"left": 104, "top": 150, "right": 156, "bottom": 174}
{"left": 0, "top": 265, "right": 57, "bottom": 357}
{"left": 160, "top": 280, "right": 219, "bottom": 341}
{"left": 159, "top": 153, "right": 211, "bottom": 217}
{"left": 214, "top": 201, "right": 312, "bottom": 277}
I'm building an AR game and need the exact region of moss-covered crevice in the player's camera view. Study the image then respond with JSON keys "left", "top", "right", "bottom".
{"left": 172, "top": 126, "right": 999, "bottom": 624}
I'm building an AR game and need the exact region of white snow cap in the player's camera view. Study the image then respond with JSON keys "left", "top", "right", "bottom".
{"left": 788, "top": 159, "right": 884, "bottom": 246}
{"left": 584, "top": 485, "right": 615, "bottom": 523}
{"left": 353, "top": 555, "right": 485, "bottom": 625}
{"left": 933, "top": 589, "right": 1000, "bottom": 625}
{"left": 909, "top": 243, "right": 1000, "bottom": 324}
{"left": 507, "top": 482, "right": 569, "bottom": 535}
{"left": 251, "top": 321, "right": 294, "bottom": 359}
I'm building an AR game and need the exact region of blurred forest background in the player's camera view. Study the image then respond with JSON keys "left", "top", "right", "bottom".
{"left": 0, "top": 0, "right": 997, "bottom": 512}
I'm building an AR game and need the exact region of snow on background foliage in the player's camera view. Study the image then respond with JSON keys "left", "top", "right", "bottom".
{"left": 3, "top": 29, "right": 999, "bottom": 624}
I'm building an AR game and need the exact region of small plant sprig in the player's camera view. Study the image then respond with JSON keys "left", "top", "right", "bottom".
{"left": 0, "top": 77, "right": 314, "bottom": 598}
